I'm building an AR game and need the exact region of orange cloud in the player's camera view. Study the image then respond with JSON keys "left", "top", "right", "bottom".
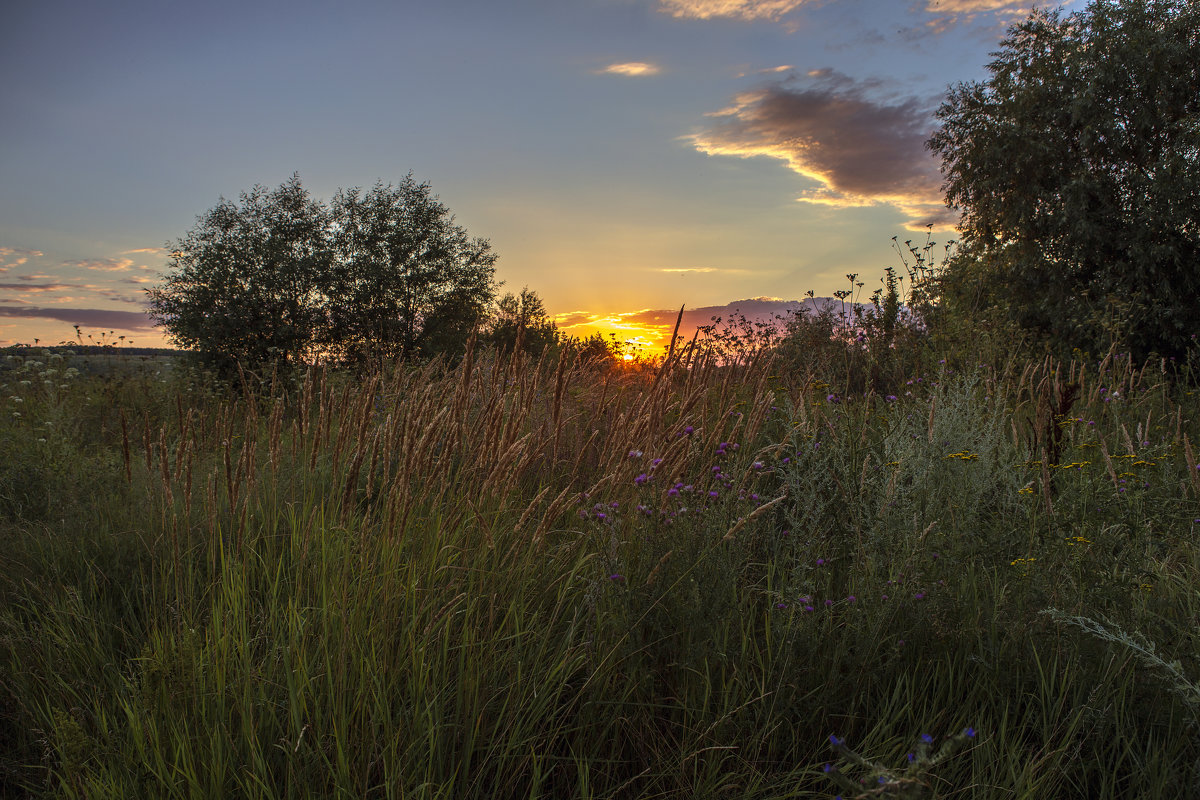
{"left": 597, "top": 61, "right": 661, "bottom": 77}
{"left": 64, "top": 257, "right": 136, "bottom": 272}
{"left": 0, "top": 282, "right": 76, "bottom": 294}
{"left": 922, "top": 0, "right": 1076, "bottom": 29}
{"left": 0, "top": 247, "right": 44, "bottom": 273}
{"left": 658, "top": 0, "right": 811, "bottom": 21}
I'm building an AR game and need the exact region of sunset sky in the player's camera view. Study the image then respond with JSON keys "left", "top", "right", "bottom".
{"left": 0, "top": 0, "right": 1081, "bottom": 350}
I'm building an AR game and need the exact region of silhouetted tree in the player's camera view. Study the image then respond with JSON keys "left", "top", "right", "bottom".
{"left": 148, "top": 174, "right": 498, "bottom": 371}
{"left": 325, "top": 176, "right": 498, "bottom": 363}
{"left": 929, "top": 0, "right": 1200, "bottom": 360}
{"left": 148, "top": 175, "right": 332, "bottom": 372}
{"left": 489, "top": 287, "right": 559, "bottom": 356}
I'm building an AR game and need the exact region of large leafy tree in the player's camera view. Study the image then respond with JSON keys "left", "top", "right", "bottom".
{"left": 326, "top": 177, "right": 498, "bottom": 363}
{"left": 149, "top": 174, "right": 498, "bottom": 370}
{"left": 148, "top": 175, "right": 332, "bottom": 371}
{"left": 929, "top": 0, "right": 1200, "bottom": 360}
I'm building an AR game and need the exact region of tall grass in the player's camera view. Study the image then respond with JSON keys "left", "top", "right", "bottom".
{"left": 1, "top": 340, "right": 1198, "bottom": 798}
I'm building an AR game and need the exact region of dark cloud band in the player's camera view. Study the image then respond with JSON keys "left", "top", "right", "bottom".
{"left": 690, "top": 70, "right": 957, "bottom": 228}
{"left": 0, "top": 305, "right": 157, "bottom": 331}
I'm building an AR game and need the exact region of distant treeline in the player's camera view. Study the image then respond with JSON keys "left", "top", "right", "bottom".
{"left": 2, "top": 345, "right": 180, "bottom": 358}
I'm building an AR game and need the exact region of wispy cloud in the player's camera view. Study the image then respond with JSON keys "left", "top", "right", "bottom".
{"left": 121, "top": 247, "right": 165, "bottom": 255}
{"left": 925, "top": 0, "right": 1067, "bottom": 11}
{"left": 688, "top": 70, "right": 956, "bottom": 230}
{"left": 597, "top": 61, "right": 661, "bottom": 77}
{"left": 552, "top": 311, "right": 600, "bottom": 328}
{"left": 0, "top": 305, "right": 157, "bottom": 331}
{"left": 63, "top": 257, "right": 136, "bottom": 272}
{"left": 657, "top": 0, "right": 811, "bottom": 21}
{"left": 922, "top": 0, "right": 1078, "bottom": 29}
{"left": 0, "top": 282, "right": 76, "bottom": 294}
{"left": 0, "top": 247, "right": 44, "bottom": 273}
{"left": 658, "top": 267, "right": 719, "bottom": 274}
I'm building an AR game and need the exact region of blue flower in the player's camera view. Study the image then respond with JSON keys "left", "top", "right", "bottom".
{"left": 920, "top": 733, "right": 933, "bottom": 744}
{"left": 829, "top": 734, "right": 843, "bottom": 746}
{"left": 963, "top": 727, "right": 976, "bottom": 738}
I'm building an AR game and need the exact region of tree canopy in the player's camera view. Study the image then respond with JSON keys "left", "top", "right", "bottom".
{"left": 487, "top": 287, "right": 560, "bottom": 357}
{"left": 148, "top": 174, "right": 498, "bottom": 371}
{"left": 929, "top": 0, "right": 1200, "bottom": 361}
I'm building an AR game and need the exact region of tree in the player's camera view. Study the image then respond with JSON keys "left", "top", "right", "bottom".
{"left": 148, "top": 175, "right": 332, "bottom": 372}
{"left": 488, "top": 287, "right": 559, "bottom": 356}
{"left": 148, "top": 174, "right": 499, "bottom": 370}
{"left": 928, "top": 0, "right": 1200, "bottom": 361}
{"left": 325, "top": 177, "right": 498, "bottom": 363}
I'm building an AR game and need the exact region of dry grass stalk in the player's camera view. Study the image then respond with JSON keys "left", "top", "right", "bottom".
{"left": 532, "top": 485, "right": 577, "bottom": 544}
{"left": 309, "top": 381, "right": 331, "bottom": 470}
{"left": 645, "top": 550, "right": 674, "bottom": 586}
{"left": 120, "top": 409, "right": 132, "bottom": 485}
{"left": 722, "top": 494, "right": 787, "bottom": 542}
{"left": 515, "top": 485, "right": 552, "bottom": 533}
{"left": 143, "top": 413, "right": 153, "bottom": 471}
{"left": 267, "top": 398, "right": 284, "bottom": 470}
{"left": 340, "top": 436, "right": 370, "bottom": 522}
{"left": 1100, "top": 439, "right": 1121, "bottom": 492}
{"left": 1040, "top": 453, "right": 1054, "bottom": 517}
{"left": 224, "top": 437, "right": 236, "bottom": 511}
{"left": 174, "top": 410, "right": 193, "bottom": 478}
{"left": 1184, "top": 435, "right": 1199, "bottom": 496}
{"left": 551, "top": 345, "right": 570, "bottom": 454}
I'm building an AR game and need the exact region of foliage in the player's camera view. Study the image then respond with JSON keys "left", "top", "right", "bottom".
{"left": 147, "top": 175, "right": 332, "bottom": 373}
{"left": 3, "top": 339, "right": 1200, "bottom": 797}
{"left": 325, "top": 177, "right": 498, "bottom": 364}
{"left": 148, "top": 174, "right": 498, "bottom": 373}
{"left": 488, "top": 287, "right": 560, "bottom": 357}
{"left": 929, "top": 0, "right": 1200, "bottom": 362}
{"left": 566, "top": 331, "right": 625, "bottom": 368}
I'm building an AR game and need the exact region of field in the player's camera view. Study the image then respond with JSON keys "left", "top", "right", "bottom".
{"left": 1, "top": 339, "right": 1198, "bottom": 798}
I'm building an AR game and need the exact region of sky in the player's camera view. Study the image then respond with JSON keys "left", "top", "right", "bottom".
{"left": 0, "top": 0, "right": 1081, "bottom": 351}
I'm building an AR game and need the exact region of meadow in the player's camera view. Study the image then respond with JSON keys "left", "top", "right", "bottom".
{"left": 1, "top": 332, "right": 1198, "bottom": 799}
